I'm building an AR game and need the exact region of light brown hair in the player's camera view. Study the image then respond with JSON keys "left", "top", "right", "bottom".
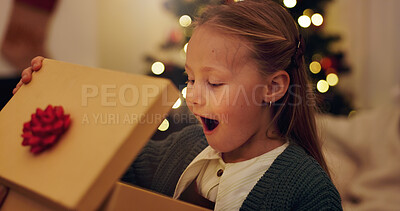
{"left": 196, "top": 0, "right": 330, "bottom": 176}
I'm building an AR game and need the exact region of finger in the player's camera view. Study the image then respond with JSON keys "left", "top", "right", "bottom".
{"left": 21, "top": 67, "right": 33, "bottom": 84}
{"left": 16, "top": 80, "right": 23, "bottom": 89}
{"left": 13, "top": 81, "right": 23, "bottom": 94}
{"left": 31, "top": 56, "right": 44, "bottom": 71}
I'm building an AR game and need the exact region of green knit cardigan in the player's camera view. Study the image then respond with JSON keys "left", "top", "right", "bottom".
{"left": 121, "top": 125, "right": 342, "bottom": 210}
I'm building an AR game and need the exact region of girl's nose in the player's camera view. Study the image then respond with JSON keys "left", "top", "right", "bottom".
{"left": 186, "top": 83, "right": 206, "bottom": 106}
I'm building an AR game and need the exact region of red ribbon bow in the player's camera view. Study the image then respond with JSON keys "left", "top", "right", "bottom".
{"left": 21, "top": 105, "right": 71, "bottom": 154}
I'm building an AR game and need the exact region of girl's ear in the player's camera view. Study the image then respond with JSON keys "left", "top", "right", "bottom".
{"left": 263, "top": 70, "right": 290, "bottom": 103}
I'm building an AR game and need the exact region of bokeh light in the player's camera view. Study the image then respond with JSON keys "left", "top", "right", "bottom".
{"left": 181, "top": 87, "right": 187, "bottom": 99}
{"left": 320, "top": 58, "right": 332, "bottom": 69}
{"left": 179, "top": 15, "right": 192, "bottom": 27}
{"left": 312, "top": 53, "right": 323, "bottom": 62}
{"left": 326, "top": 73, "right": 339, "bottom": 86}
{"left": 309, "top": 61, "right": 322, "bottom": 74}
{"left": 317, "top": 80, "right": 329, "bottom": 93}
{"left": 298, "top": 15, "right": 311, "bottom": 28}
{"left": 151, "top": 62, "right": 165, "bottom": 75}
{"left": 311, "top": 13, "right": 323, "bottom": 26}
{"left": 158, "top": 119, "right": 170, "bottom": 131}
{"left": 283, "top": 0, "right": 297, "bottom": 8}
{"left": 172, "top": 98, "right": 182, "bottom": 109}
{"left": 183, "top": 43, "right": 188, "bottom": 53}
{"left": 303, "top": 9, "right": 314, "bottom": 17}
{"left": 348, "top": 110, "right": 356, "bottom": 118}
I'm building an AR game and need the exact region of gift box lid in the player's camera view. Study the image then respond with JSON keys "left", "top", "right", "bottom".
{"left": 0, "top": 59, "right": 179, "bottom": 210}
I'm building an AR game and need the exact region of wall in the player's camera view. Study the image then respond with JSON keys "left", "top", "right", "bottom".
{"left": 97, "top": 0, "right": 179, "bottom": 74}
{"left": 47, "top": 0, "right": 98, "bottom": 67}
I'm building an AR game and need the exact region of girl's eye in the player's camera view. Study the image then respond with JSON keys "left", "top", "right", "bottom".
{"left": 208, "top": 82, "right": 223, "bottom": 87}
{"left": 186, "top": 80, "right": 195, "bottom": 85}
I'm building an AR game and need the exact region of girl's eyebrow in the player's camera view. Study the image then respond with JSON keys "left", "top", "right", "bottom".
{"left": 185, "top": 63, "right": 226, "bottom": 74}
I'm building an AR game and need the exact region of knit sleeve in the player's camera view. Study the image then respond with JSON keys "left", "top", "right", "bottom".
{"left": 120, "top": 124, "right": 207, "bottom": 192}
{"left": 120, "top": 136, "right": 177, "bottom": 189}
{"left": 294, "top": 158, "right": 343, "bottom": 211}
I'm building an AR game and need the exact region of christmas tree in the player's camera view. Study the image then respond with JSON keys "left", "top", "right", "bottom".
{"left": 147, "top": 0, "right": 352, "bottom": 138}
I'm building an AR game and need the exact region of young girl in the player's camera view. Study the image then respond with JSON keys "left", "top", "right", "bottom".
{"left": 14, "top": 0, "right": 342, "bottom": 210}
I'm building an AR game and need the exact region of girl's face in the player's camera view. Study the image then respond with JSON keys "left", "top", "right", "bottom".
{"left": 185, "top": 26, "right": 281, "bottom": 162}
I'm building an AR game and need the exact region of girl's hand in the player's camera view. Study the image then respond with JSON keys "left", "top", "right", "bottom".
{"left": 13, "top": 56, "right": 45, "bottom": 94}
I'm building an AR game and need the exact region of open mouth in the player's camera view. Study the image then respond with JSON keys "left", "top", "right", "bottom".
{"left": 200, "top": 116, "right": 219, "bottom": 132}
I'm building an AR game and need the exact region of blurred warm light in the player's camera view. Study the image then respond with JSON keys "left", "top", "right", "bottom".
{"left": 348, "top": 110, "right": 356, "bottom": 118}
{"left": 320, "top": 58, "right": 332, "bottom": 69}
{"left": 183, "top": 43, "right": 188, "bottom": 53}
{"left": 311, "top": 13, "right": 323, "bottom": 26}
{"left": 172, "top": 98, "right": 182, "bottom": 109}
{"left": 326, "top": 73, "right": 339, "bottom": 86}
{"left": 309, "top": 61, "right": 322, "bottom": 74}
{"left": 234, "top": 0, "right": 244, "bottom": 2}
{"left": 283, "top": 0, "right": 297, "bottom": 8}
{"left": 179, "top": 15, "right": 192, "bottom": 27}
{"left": 298, "top": 15, "right": 311, "bottom": 28}
{"left": 312, "top": 53, "right": 323, "bottom": 62}
{"left": 182, "top": 87, "right": 187, "bottom": 99}
{"left": 317, "top": 80, "right": 329, "bottom": 93}
{"left": 303, "top": 9, "right": 314, "bottom": 17}
{"left": 151, "top": 62, "right": 165, "bottom": 75}
{"left": 158, "top": 119, "right": 170, "bottom": 131}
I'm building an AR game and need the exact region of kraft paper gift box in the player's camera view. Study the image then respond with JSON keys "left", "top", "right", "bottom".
{"left": 0, "top": 59, "right": 207, "bottom": 210}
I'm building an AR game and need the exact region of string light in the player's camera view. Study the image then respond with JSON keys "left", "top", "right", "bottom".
{"left": 151, "top": 61, "right": 165, "bottom": 75}
{"left": 283, "top": 0, "right": 296, "bottom": 8}
{"left": 172, "top": 98, "right": 182, "bottom": 109}
{"left": 317, "top": 80, "right": 329, "bottom": 93}
{"left": 298, "top": 15, "right": 311, "bottom": 28}
{"left": 311, "top": 13, "right": 323, "bottom": 26}
{"left": 181, "top": 87, "right": 187, "bottom": 99}
{"left": 309, "top": 61, "right": 321, "bottom": 74}
{"left": 312, "top": 53, "right": 323, "bottom": 62}
{"left": 326, "top": 73, "right": 339, "bottom": 86}
{"left": 320, "top": 58, "right": 332, "bottom": 69}
{"left": 158, "top": 119, "right": 170, "bottom": 131}
{"left": 348, "top": 110, "right": 356, "bottom": 118}
{"left": 179, "top": 15, "right": 192, "bottom": 27}
{"left": 303, "top": 9, "right": 314, "bottom": 17}
{"left": 183, "top": 43, "right": 188, "bottom": 53}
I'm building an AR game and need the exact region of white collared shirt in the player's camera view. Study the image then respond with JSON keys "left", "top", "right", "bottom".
{"left": 173, "top": 142, "right": 289, "bottom": 210}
